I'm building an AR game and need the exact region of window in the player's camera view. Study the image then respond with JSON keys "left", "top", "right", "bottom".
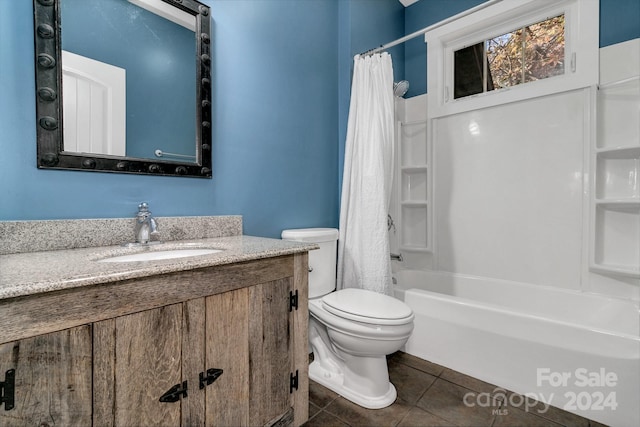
{"left": 425, "top": 0, "right": 598, "bottom": 117}
{"left": 454, "top": 15, "right": 565, "bottom": 99}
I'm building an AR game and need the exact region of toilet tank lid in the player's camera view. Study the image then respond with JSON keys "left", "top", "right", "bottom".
{"left": 281, "top": 228, "right": 339, "bottom": 242}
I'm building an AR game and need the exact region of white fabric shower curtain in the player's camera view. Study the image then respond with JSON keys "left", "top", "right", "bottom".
{"left": 337, "top": 53, "right": 395, "bottom": 296}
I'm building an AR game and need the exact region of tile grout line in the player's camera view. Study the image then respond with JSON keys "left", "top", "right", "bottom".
{"left": 392, "top": 357, "right": 464, "bottom": 427}
{"left": 307, "top": 352, "right": 599, "bottom": 427}
{"left": 323, "top": 400, "right": 357, "bottom": 427}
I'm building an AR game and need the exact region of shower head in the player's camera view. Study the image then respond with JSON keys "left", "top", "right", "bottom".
{"left": 393, "top": 80, "right": 409, "bottom": 98}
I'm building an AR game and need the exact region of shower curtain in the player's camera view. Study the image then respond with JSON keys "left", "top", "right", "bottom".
{"left": 337, "top": 53, "right": 395, "bottom": 296}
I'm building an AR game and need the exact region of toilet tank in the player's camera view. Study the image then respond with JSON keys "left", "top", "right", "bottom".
{"left": 281, "top": 228, "right": 339, "bottom": 299}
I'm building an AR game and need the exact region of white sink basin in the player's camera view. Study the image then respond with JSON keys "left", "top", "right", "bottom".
{"left": 99, "top": 248, "right": 222, "bottom": 263}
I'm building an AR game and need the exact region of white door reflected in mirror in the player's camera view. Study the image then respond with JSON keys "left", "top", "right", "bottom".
{"left": 62, "top": 50, "right": 126, "bottom": 156}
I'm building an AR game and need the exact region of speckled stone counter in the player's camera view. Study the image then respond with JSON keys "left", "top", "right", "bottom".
{"left": 0, "top": 216, "right": 317, "bottom": 300}
{"left": 0, "top": 216, "right": 243, "bottom": 255}
{"left": 0, "top": 236, "right": 317, "bottom": 300}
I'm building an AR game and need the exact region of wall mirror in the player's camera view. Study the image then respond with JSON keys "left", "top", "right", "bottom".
{"left": 33, "top": 0, "right": 212, "bottom": 178}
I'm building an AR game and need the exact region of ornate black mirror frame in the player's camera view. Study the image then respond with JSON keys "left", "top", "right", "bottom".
{"left": 33, "top": 0, "right": 212, "bottom": 178}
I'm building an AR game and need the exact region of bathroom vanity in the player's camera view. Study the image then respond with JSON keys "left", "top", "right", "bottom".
{"left": 0, "top": 217, "right": 315, "bottom": 426}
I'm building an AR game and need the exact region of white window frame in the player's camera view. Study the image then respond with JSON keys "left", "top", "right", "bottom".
{"left": 425, "top": 0, "right": 599, "bottom": 118}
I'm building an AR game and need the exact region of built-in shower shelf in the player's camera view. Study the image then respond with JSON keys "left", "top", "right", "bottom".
{"left": 595, "top": 199, "right": 640, "bottom": 207}
{"left": 596, "top": 76, "right": 639, "bottom": 151}
{"left": 396, "top": 114, "right": 431, "bottom": 254}
{"left": 590, "top": 264, "right": 640, "bottom": 279}
{"left": 591, "top": 196, "right": 640, "bottom": 279}
{"left": 400, "top": 203, "right": 430, "bottom": 251}
{"left": 401, "top": 166, "right": 428, "bottom": 172}
{"left": 402, "top": 119, "right": 428, "bottom": 126}
{"left": 399, "top": 245, "right": 432, "bottom": 253}
{"left": 595, "top": 145, "right": 640, "bottom": 158}
{"left": 399, "top": 120, "right": 428, "bottom": 167}
{"left": 590, "top": 75, "right": 640, "bottom": 279}
{"left": 598, "top": 75, "right": 640, "bottom": 89}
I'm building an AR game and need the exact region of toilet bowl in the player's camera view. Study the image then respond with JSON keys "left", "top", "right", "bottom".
{"left": 281, "top": 228, "right": 414, "bottom": 409}
{"left": 308, "top": 288, "right": 414, "bottom": 408}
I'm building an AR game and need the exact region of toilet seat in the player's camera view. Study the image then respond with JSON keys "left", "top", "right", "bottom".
{"left": 321, "top": 288, "right": 413, "bottom": 326}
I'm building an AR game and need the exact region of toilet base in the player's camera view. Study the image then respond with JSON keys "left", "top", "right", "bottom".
{"left": 309, "top": 359, "right": 397, "bottom": 409}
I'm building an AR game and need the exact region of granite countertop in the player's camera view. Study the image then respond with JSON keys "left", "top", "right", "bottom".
{"left": 0, "top": 235, "right": 318, "bottom": 301}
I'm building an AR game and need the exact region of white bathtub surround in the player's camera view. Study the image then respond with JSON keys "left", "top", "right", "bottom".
{"left": 434, "top": 88, "right": 587, "bottom": 290}
{"left": 589, "top": 38, "right": 640, "bottom": 294}
{"left": 391, "top": 39, "right": 640, "bottom": 300}
{"left": 338, "top": 53, "right": 395, "bottom": 295}
{"left": 388, "top": 39, "right": 640, "bottom": 427}
{"left": 393, "top": 270, "right": 640, "bottom": 427}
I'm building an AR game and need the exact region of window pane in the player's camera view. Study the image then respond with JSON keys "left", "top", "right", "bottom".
{"left": 452, "top": 15, "right": 565, "bottom": 100}
{"left": 454, "top": 43, "right": 484, "bottom": 99}
{"left": 524, "top": 15, "right": 565, "bottom": 83}
{"left": 486, "top": 29, "right": 524, "bottom": 90}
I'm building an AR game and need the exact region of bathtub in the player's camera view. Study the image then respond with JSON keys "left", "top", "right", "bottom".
{"left": 393, "top": 269, "right": 640, "bottom": 427}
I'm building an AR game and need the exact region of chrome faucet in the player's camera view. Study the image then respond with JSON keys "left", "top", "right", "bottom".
{"left": 134, "top": 202, "right": 159, "bottom": 244}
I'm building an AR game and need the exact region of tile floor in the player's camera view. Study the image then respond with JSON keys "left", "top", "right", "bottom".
{"left": 304, "top": 352, "right": 608, "bottom": 427}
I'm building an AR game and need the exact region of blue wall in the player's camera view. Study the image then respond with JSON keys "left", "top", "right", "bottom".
{"left": 4, "top": 0, "right": 633, "bottom": 238}
{"left": 337, "top": 0, "right": 405, "bottom": 194}
{"left": 0, "top": 0, "right": 341, "bottom": 238}
{"left": 600, "top": 0, "right": 640, "bottom": 47}
{"left": 403, "top": 0, "right": 640, "bottom": 97}
{"left": 403, "top": 0, "right": 484, "bottom": 97}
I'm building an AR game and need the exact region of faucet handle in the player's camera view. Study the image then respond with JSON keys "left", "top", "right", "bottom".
{"left": 138, "top": 202, "right": 149, "bottom": 212}
{"left": 149, "top": 217, "right": 159, "bottom": 235}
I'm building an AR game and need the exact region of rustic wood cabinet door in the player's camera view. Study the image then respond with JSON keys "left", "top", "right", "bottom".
{"left": 248, "top": 277, "right": 294, "bottom": 426}
{"left": 93, "top": 303, "right": 185, "bottom": 427}
{"left": 204, "top": 287, "right": 250, "bottom": 426}
{"left": 203, "top": 278, "right": 295, "bottom": 427}
{"left": 91, "top": 284, "right": 295, "bottom": 427}
{"left": 0, "top": 326, "right": 92, "bottom": 426}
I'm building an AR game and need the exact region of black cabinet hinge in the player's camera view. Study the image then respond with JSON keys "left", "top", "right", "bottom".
{"left": 289, "top": 370, "right": 299, "bottom": 393}
{"left": 289, "top": 289, "right": 299, "bottom": 312}
{"left": 159, "top": 380, "right": 188, "bottom": 403}
{"left": 0, "top": 369, "right": 15, "bottom": 411}
{"left": 199, "top": 368, "right": 223, "bottom": 389}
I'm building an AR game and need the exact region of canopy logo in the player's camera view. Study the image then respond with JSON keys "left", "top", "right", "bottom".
{"left": 463, "top": 368, "right": 619, "bottom": 415}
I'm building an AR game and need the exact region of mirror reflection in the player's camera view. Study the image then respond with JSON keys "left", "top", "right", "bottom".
{"left": 61, "top": 0, "right": 197, "bottom": 162}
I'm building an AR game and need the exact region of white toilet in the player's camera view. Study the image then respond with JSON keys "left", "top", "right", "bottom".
{"left": 281, "top": 228, "right": 414, "bottom": 409}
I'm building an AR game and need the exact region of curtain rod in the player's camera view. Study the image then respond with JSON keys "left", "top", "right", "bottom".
{"left": 359, "top": 0, "right": 504, "bottom": 56}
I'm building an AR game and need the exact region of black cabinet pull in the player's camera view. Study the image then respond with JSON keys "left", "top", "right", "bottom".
{"left": 199, "top": 368, "right": 223, "bottom": 389}
{"left": 159, "top": 381, "right": 188, "bottom": 403}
